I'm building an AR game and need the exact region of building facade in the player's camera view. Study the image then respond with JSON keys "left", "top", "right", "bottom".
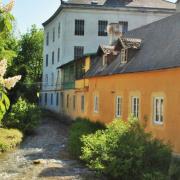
{"left": 57, "top": 9, "right": 180, "bottom": 153}
{"left": 41, "top": 0, "right": 175, "bottom": 111}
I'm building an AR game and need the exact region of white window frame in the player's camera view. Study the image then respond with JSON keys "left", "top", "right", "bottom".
{"left": 153, "top": 97, "right": 164, "bottom": 125}
{"left": 115, "top": 96, "right": 122, "bottom": 118}
{"left": 94, "top": 95, "right": 99, "bottom": 113}
{"left": 131, "top": 96, "right": 139, "bottom": 118}
{"left": 121, "top": 48, "right": 128, "bottom": 64}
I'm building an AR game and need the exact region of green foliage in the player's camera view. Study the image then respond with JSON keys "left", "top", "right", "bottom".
{"left": 81, "top": 119, "right": 172, "bottom": 180}
{"left": 0, "top": 128, "right": 23, "bottom": 153}
{"left": 169, "top": 157, "right": 180, "bottom": 180}
{"left": 0, "top": 90, "right": 10, "bottom": 122}
{"left": 68, "top": 117, "right": 105, "bottom": 158}
{"left": 3, "top": 97, "right": 41, "bottom": 134}
{"left": 8, "top": 25, "right": 44, "bottom": 103}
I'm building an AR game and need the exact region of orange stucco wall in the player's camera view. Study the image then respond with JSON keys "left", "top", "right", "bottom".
{"left": 62, "top": 67, "right": 180, "bottom": 153}
{"left": 85, "top": 68, "right": 180, "bottom": 153}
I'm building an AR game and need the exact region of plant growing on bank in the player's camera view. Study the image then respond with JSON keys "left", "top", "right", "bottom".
{"left": 68, "top": 117, "right": 105, "bottom": 158}
{"left": 3, "top": 97, "right": 41, "bottom": 134}
{"left": 0, "top": 128, "right": 22, "bottom": 153}
{"left": 0, "top": 59, "right": 21, "bottom": 122}
{"left": 81, "top": 118, "right": 172, "bottom": 179}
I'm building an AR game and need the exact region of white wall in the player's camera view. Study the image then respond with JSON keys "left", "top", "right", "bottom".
{"left": 41, "top": 7, "right": 173, "bottom": 111}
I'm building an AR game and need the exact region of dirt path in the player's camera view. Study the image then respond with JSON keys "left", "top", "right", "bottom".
{"left": 0, "top": 119, "right": 99, "bottom": 180}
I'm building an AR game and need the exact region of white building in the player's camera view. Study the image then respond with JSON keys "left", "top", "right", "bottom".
{"left": 41, "top": 0, "right": 175, "bottom": 112}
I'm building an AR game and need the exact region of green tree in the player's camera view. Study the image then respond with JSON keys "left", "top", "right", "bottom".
{"left": 8, "top": 25, "right": 43, "bottom": 103}
{"left": 0, "top": 0, "right": 21, "bottom": 123}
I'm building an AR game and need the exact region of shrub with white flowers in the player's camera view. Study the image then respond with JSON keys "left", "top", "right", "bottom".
{"left": 0, "top": 59, "right": 21, "bottom": 122}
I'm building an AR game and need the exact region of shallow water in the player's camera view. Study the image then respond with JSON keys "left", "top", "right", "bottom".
{"left": 0, "top": 119, "right": 96, "bottom": 180}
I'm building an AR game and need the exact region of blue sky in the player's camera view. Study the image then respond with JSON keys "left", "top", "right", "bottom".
{"left": 1, "top": 0, "right": 177, "bottom": 34}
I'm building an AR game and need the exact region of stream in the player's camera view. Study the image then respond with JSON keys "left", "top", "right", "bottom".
{"left": 0, "top": 119, "right": 98, "bottom": 180}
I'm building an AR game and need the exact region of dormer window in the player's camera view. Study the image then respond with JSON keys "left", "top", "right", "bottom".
{"left": 121, "top": 48, "right": 128, "bottom": 64}
{"left": 103, "top": 55, "right": 108, "bottom": 66}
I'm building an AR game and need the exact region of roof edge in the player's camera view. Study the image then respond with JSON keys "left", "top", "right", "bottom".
{"left": 42, "top": 2, "right": 175, "bottom": 27}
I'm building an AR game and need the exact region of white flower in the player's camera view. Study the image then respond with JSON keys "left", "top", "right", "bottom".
{"left": 4, "top": 75, "right": 21, "bottom": 90}
{"left": 0, "top": 59, "right": 7, "bottom": 77}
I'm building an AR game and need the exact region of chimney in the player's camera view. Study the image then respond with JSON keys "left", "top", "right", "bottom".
{"left": 176, "top": 0, "right": 180, "bottom": 12}
{"left": 107, "top": 23, "right": 122, "bottom": 45}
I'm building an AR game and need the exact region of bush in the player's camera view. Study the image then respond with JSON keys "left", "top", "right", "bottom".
{"left": 68, "top": 117, "right": 105, "bottom": 158}
{"left": 81, "top": 118, "right": 172, "bottom": 180}
{"left": 0, "top": 128, "right": 23, "bottom": 153}
{"left": 3, "top": 97, "right": 41, "bottom": 134}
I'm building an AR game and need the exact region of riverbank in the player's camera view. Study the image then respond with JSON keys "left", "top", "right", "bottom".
{"left": 0, "top": 118, "right": 101, "bottom": 180}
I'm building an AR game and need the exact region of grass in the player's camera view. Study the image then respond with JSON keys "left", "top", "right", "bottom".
{"left": 0, "top": 128, "right": 23, "bottom": 153}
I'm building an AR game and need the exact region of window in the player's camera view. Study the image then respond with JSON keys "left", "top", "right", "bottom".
{"left": 52, "top": 51, "right": 54, "bottom": 64}
{"left": 131, "top": 96, "right": 139, "bottom": 118}
{"left": 98, "top": 20, "right": 108, "bottom": 36}
{"left": 58, "top": 22, "right": 61, "bottom": 38}
{"left": 94, "top": 95, "right": 99, "bottom": 113}
{"left": 67, "top": 94, "right": 69, "bottom": 108}
{"left": 51, "top": 73, "right": 54, "bottom": 86}
{"left": 75, "top": 19, "right": 84, "bottom": 36}
{"left": 121, "top": 49, "right": 128, "bottom": 64}
{"left": 73, "top": 95, "right": 76, "bottom": 111}
{"left": 53, "top": 28, "right": 55, "bottom": 42}
{"left": 45, "top": 74, "right": 48, "bottom": 86}
{"left": 46, "top": 54, "right": 48, "bottom": 67}
{"left": 56, "top": 93, "right": 59, "bottom": 106}
{"left": 46, "top": 32, "right": 49, "bottom": 46}
{"left": 74, "top": 46, "right": 84, "bottom": 59}
{"left": 115, "top": 96, "right": 122, "bottom": 118}
{"left": 58, "top": 48, "right": 60, "bottom": 62}
{"left": 102, "top": 55, "right": 108, "bottom": 66}
{"left": 119, "top": 21, "right": 128, "bottom": 34}
{"left": 51, "top": 93, "right": 53, "bottom": 105}
{"left": 81, "top": 95, "right": 85, "bottom": 112}
{"left": 45, "top": 93, "right": 47, "bottom": 105}
{"left": 153, "top": 97, "right": 164, "bottom": 124}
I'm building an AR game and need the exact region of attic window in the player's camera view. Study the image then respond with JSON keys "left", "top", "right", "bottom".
{"left": 121, "top": 49, "right": 128, "bottom": 64}
{"left": 103, "top": 55, "right": 108, "bottom": 66}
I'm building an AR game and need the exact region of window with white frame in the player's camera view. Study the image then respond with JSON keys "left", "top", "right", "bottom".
{"left": 53, "top": 27, "right": 55, "bottom": 42}
{"left": 81, "top": 95, "right": 85, "bottom": 112}
{"left": 74, "top": 46, "right": 84, "bottom": 59}
{"left": 56, "top": 93, "right": 59, "bottom": 106}
{"left": 102, "top": 55, "right": 108, "bottom": 66}
{"left": 115, "top": 96, "right": 122, "bottom": 118}
{"left": 119, "top": 21, "right": 128, "bottom": 34}
{"left": 58, "top": 22, "right": 61, "bottom": 38}
{"left": 94, "top": 95, "right": 99, "bottom": 113}
{"left": 46, "top": 32, "right": 49, "bottom": 46}
{"left": 58, "top": 48, "right": 60, "bottom": 62}
{"left": 131, "top": 96, "right": 139, "bottom": 118}
{"left": 98, "top": 20, "right": 108, "bottom": 36}
{"left": 52, "top": 51, "right": 55, "bottom": 64}
{"left": 45, "top": 93, "right": 47, "bottom": 105}
{"left": 75, "top": 19, "right": 84, "bottom": 36}
{"left": 51, "top": 73, "right": 54, "bottom": 86}
{"left": 51, "top": 93, "right": 53, "bottom": 105}
{"left": 153, "top": 97, "right": 164, "bottom": 124}
{"left": 121, "top": 49, "right": 128, "bottom": 64}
